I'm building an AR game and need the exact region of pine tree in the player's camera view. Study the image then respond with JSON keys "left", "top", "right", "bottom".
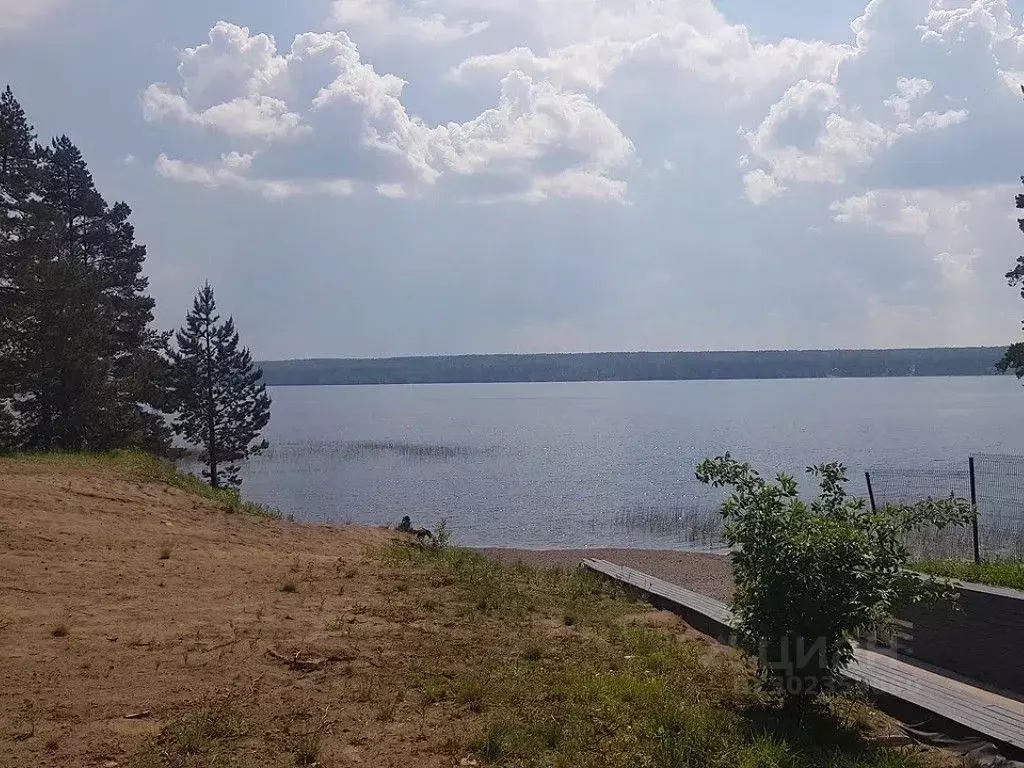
{"left": 1001, "top": 178, "right": 1024, "bottom": 378}
{"left": 0, "top": 85, "right": 41, "bottom": 281}
{"left": 0, "top": 85, "right": 43, "bottom": 441}
{"left": 12, "top": 133, "right": 172, "bottom": 451}
{"left": 169, "top": 283, "right": 271, "bottom": 489}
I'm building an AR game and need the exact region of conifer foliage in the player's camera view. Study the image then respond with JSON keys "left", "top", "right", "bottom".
{"left": 169, "top": 283, "right": 271, "bottom": 489}
{"left": 0, "top": 86, "right": 171, "bottom": 452}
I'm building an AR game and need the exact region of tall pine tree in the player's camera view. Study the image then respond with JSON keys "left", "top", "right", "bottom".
{"left": 170, "top": 283, "right": 270, "bottom": 489}
{"left": 0, "top": 86, "right": 171, "bottom": 452}
{"left": 0, "top": 85, "right": 43, "bottom": 444}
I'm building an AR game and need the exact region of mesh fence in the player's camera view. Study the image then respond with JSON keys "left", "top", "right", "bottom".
{"left": 866, "top": 454, "right": 1024, "bottom": 561}
{"left": 972, "top": 454, "right": 1024, "bottom": 561}
{"left": 864, "top": 465, "right": 975, "bottom": 561}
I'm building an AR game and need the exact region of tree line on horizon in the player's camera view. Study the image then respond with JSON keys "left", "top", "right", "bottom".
{"left": 0, "top": 86, "right": 269, "bottom": 489}
{"left": 258, "top": 347, "right": 1008, "bottom": 386}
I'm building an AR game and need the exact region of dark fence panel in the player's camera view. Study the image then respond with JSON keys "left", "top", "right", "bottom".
{"left": 897, "top": 580, "right": 1024, "bottom": 696}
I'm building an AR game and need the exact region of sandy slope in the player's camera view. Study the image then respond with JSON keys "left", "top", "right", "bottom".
{"left": 0, "top": 457, "right": 447, "bottom": 767}
{"left": 0, "top": 458, "right": 958, "bottom": 768}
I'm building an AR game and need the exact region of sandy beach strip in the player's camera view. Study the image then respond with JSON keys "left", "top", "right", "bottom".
{"left": 475, "top": 547, "right": 734, "bottom": 603}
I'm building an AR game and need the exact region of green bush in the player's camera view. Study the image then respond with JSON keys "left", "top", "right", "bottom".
{"left": 697, "top": 454, "right": 972, "bottom": 704}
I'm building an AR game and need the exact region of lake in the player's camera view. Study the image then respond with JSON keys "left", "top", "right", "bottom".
{"left": 236, "top": 377, "right": 1024, "bottom": 549}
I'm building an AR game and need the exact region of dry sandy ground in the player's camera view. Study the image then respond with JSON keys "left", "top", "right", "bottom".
{"left": 0, "top": 457, "right": 489, "bottom": 768}
{"left": 0, "top": 458, "right": 962, "bottom": 768}
{"left": 475, "top": 548, "right": 735, "bottom": 603}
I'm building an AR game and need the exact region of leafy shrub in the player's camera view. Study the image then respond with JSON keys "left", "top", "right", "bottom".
{"left": 430, "top": 517, "right": 451, "bottom": 551}
{"left": 696, "top": 454, "right": 972, "bottom": 704}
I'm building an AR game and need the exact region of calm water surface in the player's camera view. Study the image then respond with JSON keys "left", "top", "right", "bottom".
{"left": 237, "top": 377, "right": 1024, "bottom": 549}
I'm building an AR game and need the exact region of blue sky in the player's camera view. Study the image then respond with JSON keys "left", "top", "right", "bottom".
{"left": 3, "top": 0, "right": 1024, "bottom": 358}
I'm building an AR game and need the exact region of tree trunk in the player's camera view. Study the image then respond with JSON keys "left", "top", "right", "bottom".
{"left": 204, "top": 314, "right": 217, "bottom": 489}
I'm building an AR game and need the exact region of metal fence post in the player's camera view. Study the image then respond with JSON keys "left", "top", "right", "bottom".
{"left": 969, "top": 456, "right": 980, "bottom": 564}
{"left": 865, "top": 471, "right": 877, "bottom": 513}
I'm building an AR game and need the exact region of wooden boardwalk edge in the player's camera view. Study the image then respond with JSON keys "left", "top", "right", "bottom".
{"left": 581, "top": 558, "right": 1024, "bottom": 757}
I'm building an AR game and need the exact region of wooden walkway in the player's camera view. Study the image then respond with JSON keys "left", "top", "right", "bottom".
{"left": 583, "top": 559, "right": 1024, "bottom": 755}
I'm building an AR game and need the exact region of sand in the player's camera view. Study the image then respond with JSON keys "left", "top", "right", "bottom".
{"left": 0, "top": 457, "right": 460, "bottom": 767}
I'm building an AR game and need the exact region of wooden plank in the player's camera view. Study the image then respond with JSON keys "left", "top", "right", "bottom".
{"left": 585, "top": 560, "right": 733, "bottom": 626}
{"left": 582, "top": 558, "right": 1024, "bottom": 754}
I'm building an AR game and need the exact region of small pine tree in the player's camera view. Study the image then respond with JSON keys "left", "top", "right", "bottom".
{"left": 1000, "top": 175, "right": 1024, "bottom": 377}
{"left": 169, "top": 283, "right": 271, "bottom": 489}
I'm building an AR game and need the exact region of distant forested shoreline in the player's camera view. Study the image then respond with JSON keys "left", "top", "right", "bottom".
{"left": 259, "top": 347, "right": 1009, "bottom": 386}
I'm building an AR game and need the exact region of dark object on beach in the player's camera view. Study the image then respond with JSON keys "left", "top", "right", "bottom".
{"left": 396, "top": 516, "right": 434, "bottom": 544}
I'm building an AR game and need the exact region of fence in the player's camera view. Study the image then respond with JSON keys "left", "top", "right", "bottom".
{"left": 865, "top": 454, "right": 1024, "bottom": 562}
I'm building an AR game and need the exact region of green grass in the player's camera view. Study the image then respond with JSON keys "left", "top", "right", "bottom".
{"left": 914, "top": 559, "right": 1024, "bottom": 590}
{"left": 5, "top": 449, "right": 281, "bottom": 519}
{"left": 379, "top": 543, "right": 633, "bottom": 625}
{"left": 388, "top": 544, "right": 931, "bottom": 768}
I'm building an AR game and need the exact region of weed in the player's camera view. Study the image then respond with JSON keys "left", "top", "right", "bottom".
{"left": 146, "top": 696, "right": 245, "bottom": 763}
{"left": 290, "top": 735, "right": 320, "bottom": 766}
{"left": 418, "top": 677, "right": 453, "bottom": 704}
{"left": 431, "top": 517, "right": 451, "bottom": 551}
{"left": 286, "top": 707, "right": 331, "bottom": 766}
{"left": 339, "top": 440, "right": 490, "bottom": 461}
{"left": 50, "top": 623, "right": 68, "bottom": 638}
{"left": 456, "top": 677, "right": 488, "bottom": 713}
{"left": 471, "top": 722, "right": 509, "bottom": 762}
{"left": 279, "top": 581, "right": 298, "bottom": 594}
{"left": 159, "top": 544, "right": 172, "bottom": 560}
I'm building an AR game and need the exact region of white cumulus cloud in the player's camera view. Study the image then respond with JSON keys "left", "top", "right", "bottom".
{"left": 831, "top": 188, "right": 1003, "bottom": 285}
{"left": 144, "top": 21, "right": 634, "bottom": 201}
{"left": 450, "top": 0, "right": 845, "bottom": 96}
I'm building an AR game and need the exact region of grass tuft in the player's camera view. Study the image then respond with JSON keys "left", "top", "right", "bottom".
{"left": 139, "top": 696, "right": 245, "bottom": 765}
{"left": 50, "top": 623, "right": 68, "bottom": 638}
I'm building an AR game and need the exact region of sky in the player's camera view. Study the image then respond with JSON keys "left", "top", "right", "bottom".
{"left": 3, "top": 0, "right": 1024, "bottom": 359}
